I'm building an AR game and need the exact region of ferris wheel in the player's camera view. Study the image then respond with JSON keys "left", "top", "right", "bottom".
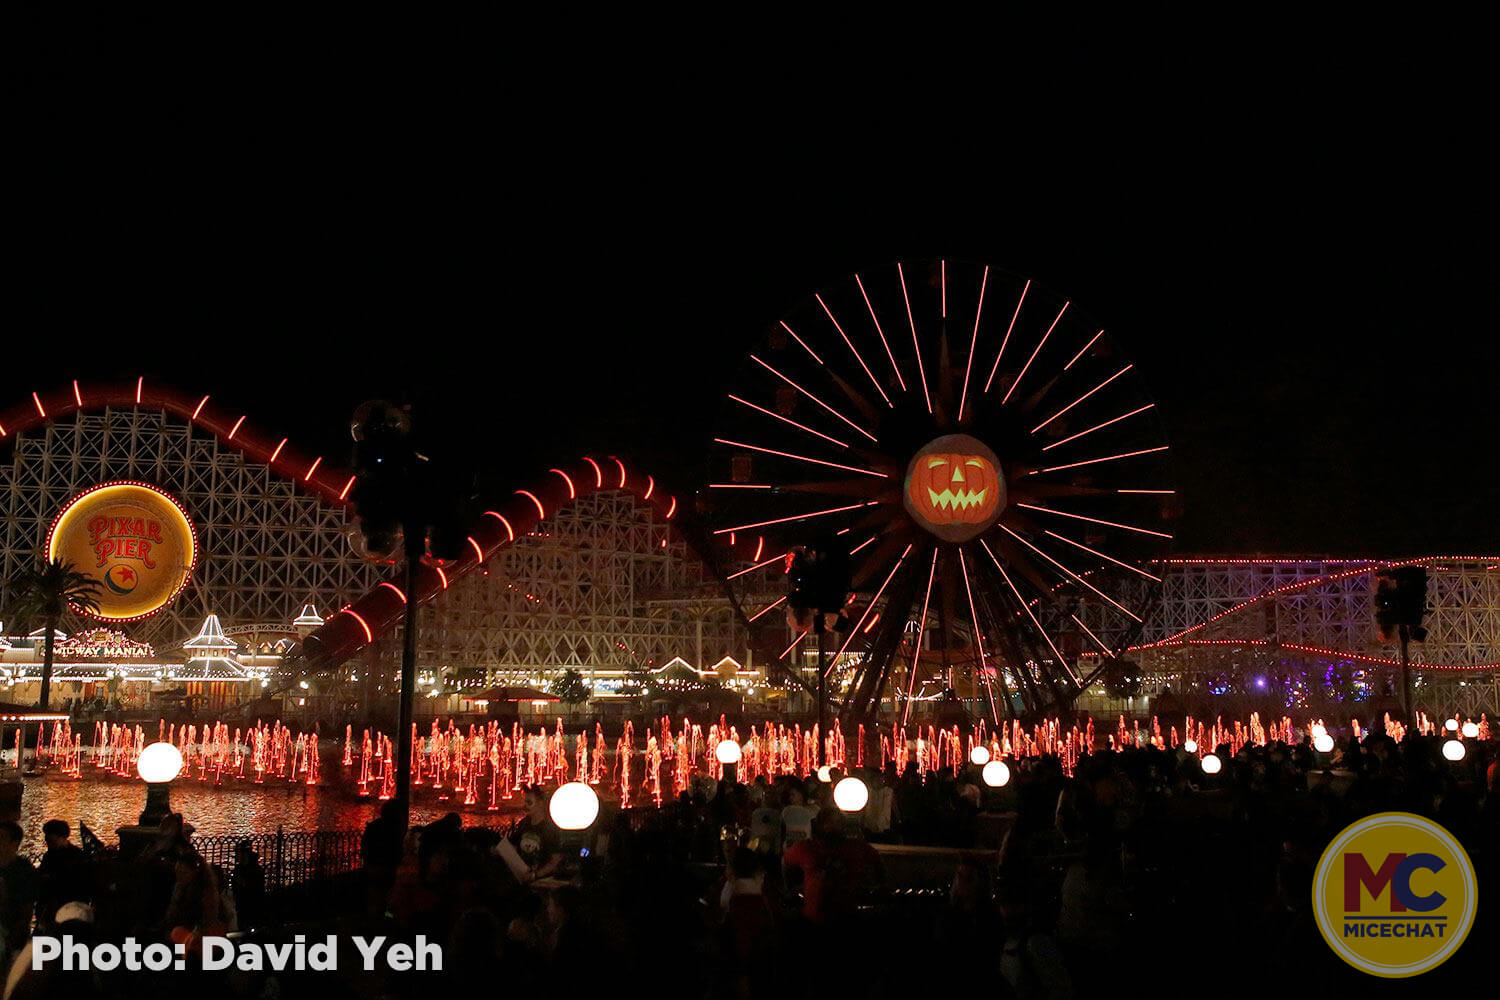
{"left": 705, "top": 260, "right": 1176, "bottom": 725}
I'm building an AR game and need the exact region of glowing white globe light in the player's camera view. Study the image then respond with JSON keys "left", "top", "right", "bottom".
{"left": 1461, "top": 721, "right": 1479, "bottom": 739}
{"left": 1200, "top": 753, "right": 1222, "bottom": 775}
{"left": 981, "top": 760, "right": 1010, "bottom": 787}
{"left": 816, "top": 765, "right": 832, "bottom": 783}
{"left": 715, "top": 739, "right": 742, "bottom": 765}
{"left": 548, "top": 781, "right": 600, "bottom": 831}
{"left": 137, "top": 742, "right": 184, "bottom": 784}
{"left": 1182, "top": 739, "right": 1198, "bottom": 754}
{"left": 969, "top": 745, "right": 991, "bottom": 766}
{"left": 1313, "top": 733, "right": 1334, "bottom": 754}
{"left": 1442, "top": 739, "right": 1466, "bottom": 762}
{"left": 833, "top": 776, "right": 868, "bottom": 812}
{"left": 1445, "top": 718, "right": 1459, "bottom": 733}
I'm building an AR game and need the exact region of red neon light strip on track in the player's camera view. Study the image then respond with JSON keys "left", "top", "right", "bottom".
{"left": 379, "top": 582, "right": 407, "bottom": 603}
{"left": 31, "top": 393, "right": 45, "bottom": 418}
{"left": 482, "top": 511, "right": 514, "bottom": 542}
{"left": 516, "top": 490, "right": 545, "bottom": 519}
{"left": 897, "top": 264, "right": 932, "bottom": 413}
{"left": 304, "top": 457, "right": 322, "bottom": 482}
{"left": 550, "top": 468, "right": 575, "bottom": 499}
{"left": 269, "top": 439, "right": 287, "bottom": 463}
{"left": 713, "top": 500, "right": 877, "bottom": 535}
{"left": 339, "top": 476, "right": 356, "bottom": 501}
{"left": 816, "top": 293, "right": 892, "bottom": 408}
{"left": 73, "top": 381, "right": 84, "bottom": 407}
{"left": 583, "top": 457, "right": 602, "bottom": 488}
{"left": 644, "top": 475, "right": 655, "bottom": 500}
{"left": 228, "top": 416, "right": 246, "bottom": 439}
{"left": 855, "top": 273, "right": 907, "bottom": 392}
{"left": 342, "top": 608, "right": 373, "bottom": 643}
{"left": 191, "top": 395, "right": 209, "bottom": 420}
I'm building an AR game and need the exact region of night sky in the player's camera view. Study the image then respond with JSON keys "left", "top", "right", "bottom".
{"left": 6, "top": 27, "right": 1495, "bottom": 557}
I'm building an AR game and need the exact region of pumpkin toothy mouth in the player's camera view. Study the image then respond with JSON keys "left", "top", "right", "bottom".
{"left": 927, "top": 487, "right": 988, "bottom": 511}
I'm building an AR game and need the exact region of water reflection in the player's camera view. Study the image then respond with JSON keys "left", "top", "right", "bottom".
{"left": 17, "top": 772, "right": 523, "bottom": 842}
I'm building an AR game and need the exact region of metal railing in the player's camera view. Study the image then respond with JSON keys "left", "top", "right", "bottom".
{"left": 190, "top": 828, "right": 364, "bottom": 890}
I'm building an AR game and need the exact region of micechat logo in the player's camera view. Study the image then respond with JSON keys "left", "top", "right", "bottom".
{"left": 1313, "top": 812, "right": 1477, "bottom": 977}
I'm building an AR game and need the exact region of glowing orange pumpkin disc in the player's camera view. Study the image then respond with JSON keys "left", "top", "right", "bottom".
{"left": 902, "top": 434, "right": 1005, "bottom": 542}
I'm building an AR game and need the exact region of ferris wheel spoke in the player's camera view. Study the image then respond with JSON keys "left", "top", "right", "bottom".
{"left": 777, "top": 320, "right": 826, "bottom": 366}
{"left": 826, "top": 543, "right": 914, "bottom": 677}
{"left": 958, "top": 548, "right": 1001, "bottom": 724}
{"left": 1064, "top": 330, "right": 1105, "bottom": 371}
{"left": 1015, "top": 502, "right": 1173, "bottom": 539}
{"left": 1030, "top": 364, "right": 1134, "bottom": 434}
{"left": 854, "top": 273, "right": 907, "bottom": 393}
{"left": 1043, "top": 529, "right": 1163, "bottom": 582}
{"left": 815, "top": 294, "right": 893, "bottom": 408}
{"left": 983, "top": 278, "right": 1030, "bottom": 394}
{"left": 726, "top": 393, "right": 851, "bottom": 449}
{"left": 982, "top": 539, "right": 1080, "bottom": 686}
{"left": 1070, "top": 613, "right": 1115, "bottom": 657}
{"left": 957, "top": 265, "right": 990, "bottom": 423}
{"left": 749, "top": 354, "right": 879, "bottom": 444}
{"left": 899, "top": 548, "right": 940, "bottom": 728}
{"left": 998, "top": 524, "right": 1143, "bottom": 623}
{"left": 712, "top": 500, "right": 880, "bottom": 535}
{"left": 712, "top": 438, "right": 889, "bottom": 479}
{"left": 1002, "top": 301, "right": 1069, "bottom": 406}
{"left": 1030, "top": 444, "right": 1170, "bottom": 475}
{"left": 1040, "top": 403, "right": 1157, "bottom": 452}
{"left": 896, "top": 263, "right": 934, "bottom": 414}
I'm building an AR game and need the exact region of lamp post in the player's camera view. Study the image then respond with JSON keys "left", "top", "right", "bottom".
{"left": 716, "top": 738, "right": 741, "bottom": 783}
{"left": 136, "top": 741, "right": 184, "bottom": 825}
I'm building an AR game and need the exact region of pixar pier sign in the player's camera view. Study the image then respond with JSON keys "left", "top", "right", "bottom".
{"left": 46, "top": 481, "right": 199, "bottom": 623}
{"left": 1313, "top": 812, "right": 1477, "bottom": 977}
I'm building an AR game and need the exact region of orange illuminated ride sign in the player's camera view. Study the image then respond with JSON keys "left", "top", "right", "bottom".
{"left": 45, "top": 481, "right": 198, "bottom": 623}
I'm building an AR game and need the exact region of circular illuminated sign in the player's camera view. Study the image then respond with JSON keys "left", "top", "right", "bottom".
{"left": 1312, "top": 812, "right": 1476, "bottom": 977}
{"left": 45, "top": 481, "right": 198, "bottom": 623}
{"left": 902, "top": 433, "right": 1005, "bottom": 542}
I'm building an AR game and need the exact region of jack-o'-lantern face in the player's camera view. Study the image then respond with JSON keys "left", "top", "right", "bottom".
{"left": 903, "top": 434, "right": 1005, "bottom": 542}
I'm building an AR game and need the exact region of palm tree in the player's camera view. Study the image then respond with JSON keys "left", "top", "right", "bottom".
{"left": 6, "top": 558, "right": 103, "bottom": 709}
